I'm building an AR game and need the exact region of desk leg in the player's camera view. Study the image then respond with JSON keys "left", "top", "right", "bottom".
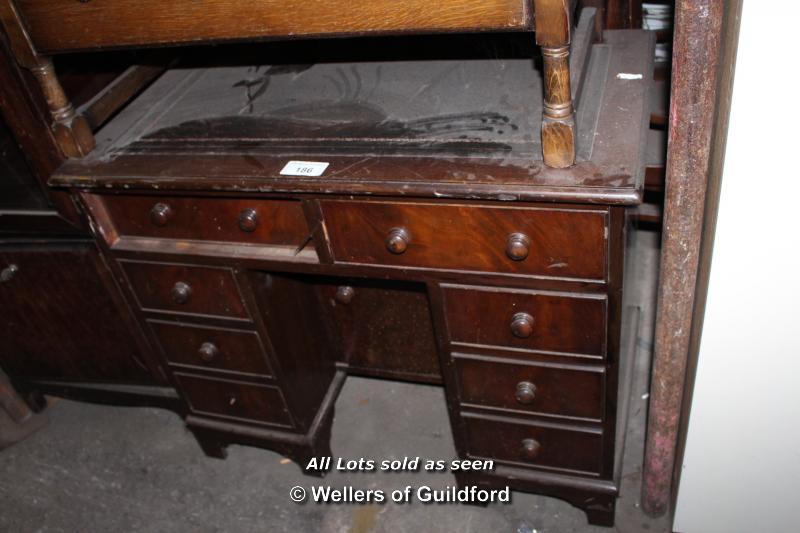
{"left": 535, "top": 0, "right": 576, "bottom": 168}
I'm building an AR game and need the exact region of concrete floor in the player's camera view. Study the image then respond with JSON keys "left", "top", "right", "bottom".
{"left": 0, "top": 230, "right": 670, "bottom": 533}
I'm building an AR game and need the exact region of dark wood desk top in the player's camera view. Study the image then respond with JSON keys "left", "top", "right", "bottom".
{"left": 51, "top": 31, "right": 652, "bottom": 206}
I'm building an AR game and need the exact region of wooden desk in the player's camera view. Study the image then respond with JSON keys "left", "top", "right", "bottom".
{"left": 1, "top": 3, "right": 652, "bottom": 526}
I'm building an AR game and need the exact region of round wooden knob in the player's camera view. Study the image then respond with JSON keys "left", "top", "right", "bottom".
{"left": 171, "top": 281, "right": 192, "bottom": 304}
{"left": 0, "top": 264, "right": 18, "bottom": 283}
{"left": 238, "top": 208, "right": 259, "bottom": 232}
{"left": 335, "top": 286, "right": 355, "bottom": 304}
{"left": 506, "top": 233, "right": 531, "bottom": 261}
{"left": 150, "top": 203, "right": 173, "bottom": 227}
{"left": 510, "top": 312, "right": 534, "bottom": 338}
{"left": 515, "top": 381, "right": 537, "bottom": 404}
{"left": 198, "top": 342, "right": 219, "bottom": 362}
{"left": 521, "top": 438, "right": 541, "bottom": 460}
{"left": 385, "top": 227, "right": 411, "bottom": 254}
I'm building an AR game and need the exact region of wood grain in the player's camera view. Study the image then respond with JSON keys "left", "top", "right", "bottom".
{"left": 321, "top": 201, "right": 608, "bottom": 281}
{"left": 16, "top": 0, "right": 531, "bottom": 53}
{"left": 442, "top": 284, "right": 607, "bottom": 356}
{"left": 96, "top": 194, "right": 310, "bottom": 248}
{"left": 120, "top": 260, "right": 250, "bottom": 320}
{"left": 149, "top": 320, "right": 273, "bottom": 378}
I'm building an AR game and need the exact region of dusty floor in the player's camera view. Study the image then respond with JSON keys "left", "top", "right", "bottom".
{"left": 0, "top": 230, "right": 670, "bottom": 533}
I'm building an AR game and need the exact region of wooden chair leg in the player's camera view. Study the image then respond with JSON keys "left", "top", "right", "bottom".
{"left": 29, "top": 57, "right": 95, "bottom": 158}
{"left": 535, "top": 0, "right": 576, "bottom": 168}
{"left": 0, "top": 3, "right": 94, "bottom": 158}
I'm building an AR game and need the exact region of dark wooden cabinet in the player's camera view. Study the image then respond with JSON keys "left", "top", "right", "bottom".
{"left": 0, "top": 245, "right": 153, "bottom": 384}
{"left": 0, "top": 3, "right": 653, "bottom": 527}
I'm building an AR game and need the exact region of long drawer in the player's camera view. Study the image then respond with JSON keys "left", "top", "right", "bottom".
{"left": 321, "top": 200, "right": 608, "bottom": 281}
{"left": 149, "top": 320, "right": 272, "bottom": 377}
{"left": 174, "top": 373, "right": 293, "bottom": 428}
{"left": 120, "top": 260, "right": 249, "bottom": 320}
{"left": 94, "top": 194, "right": 310, "bottom": 247}
{"left": 454, "top": 353, "right": 605, "bottom": 421}
{"left": 462, "top": 413, "right": 603, "bottom": 475}
{"left": 442, "top": 284, "right": 607, "bottom": 358}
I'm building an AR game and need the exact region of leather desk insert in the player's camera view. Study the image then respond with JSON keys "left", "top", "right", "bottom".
{"left": 46, "top": 27, "right": 653, "bottom": 528}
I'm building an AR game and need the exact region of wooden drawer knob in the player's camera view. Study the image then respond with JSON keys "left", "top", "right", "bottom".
{"left": 0, "top": 264, "right": 18, "bottom": 283}
{"left": 515, "top": 381, "right": 537, "bottom": 404}
{"left": 150, "top": 203, "right": 173, "bottom": 227}
{"left": 335, "top": 285, "right": 355, "bottom": 304}
{"left": 521, "top": 438, "right": 541, "bottom": 460}
{"left": 510, "top": 312, "right": 534, "bottom": 338}
{"left": 198, "top": 342, "right": 219, "bottom": 362}
{"left": 171, "top": 281, "right": 192, "bottom": 304}
{"left": 385, "top": 227, "right": 411, "bottom": 254}
{"left": 227, "top": 394, "right": 238, "bottom": 407}
{"left": 238, "top": 208, "right": 259, "bottom": 232}
{"left": 506, "top": 233, "right": 531, "bottom": 261}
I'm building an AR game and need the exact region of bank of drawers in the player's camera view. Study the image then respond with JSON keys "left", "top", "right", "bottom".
{"left": 97, "top": 193, "right": 613, "bottom": 476}
{"left": 119, "top": 258, "right": 295, "bottom": 430}
{"left": 441, "top": 283, "right": 610, "bottom": 477}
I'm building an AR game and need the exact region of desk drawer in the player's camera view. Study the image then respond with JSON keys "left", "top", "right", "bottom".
{"left": 321, "top": 201, "right": 607, "bottom": 280}
{"left": 121, "top": 261, "right": 249, "bottom": 319}
{"left": 462, "top": 413, "right": 602, "bottom": 475}
{"left": 149, "top": 320, "right": 271, "bottom": 377}
{"left": 454, "top": 354, "right": 604, "bottom": 421}
{"left": 442, "top": 285, "right": 606, "bottom": 357}
{"left": 175, "top": 373, "right": 293, "bottom": 427}
{"left": 96, "top": 194, "right": 309, "bottom": 247}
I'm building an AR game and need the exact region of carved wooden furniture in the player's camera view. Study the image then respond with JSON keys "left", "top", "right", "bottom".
{"left": 0, "top": 2, "right": 653, "bottom": 527}
{"left": 1, "top": 0, "right": 581, "bottom": 167}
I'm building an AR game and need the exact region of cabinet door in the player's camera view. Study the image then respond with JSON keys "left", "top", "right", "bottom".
{"left": 0, "top": 244, "right": 154, "bottom": 384}
{"left": 0, "top": 116, "right": 49, "bottom": 211}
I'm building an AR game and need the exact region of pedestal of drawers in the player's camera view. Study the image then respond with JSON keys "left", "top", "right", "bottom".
{"left": 78, "top": 191, "right": 628, "bottom": 525}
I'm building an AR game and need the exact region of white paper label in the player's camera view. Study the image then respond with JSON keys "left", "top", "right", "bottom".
{"left": 279, "top": 161, "right": 329, "bottom": 177}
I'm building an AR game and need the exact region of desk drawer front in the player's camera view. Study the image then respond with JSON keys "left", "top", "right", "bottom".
{"left": 442, "top": 285, "right": 606, "bottom": 357}
{"left": 98, "top": 194, "right": 309, "bottom": 246}
{"left": 321, "top": 201, "right": 607, "bottom": 280}
{"left": 149, "top": 321, "right": 271, "bottom": 377}
{"left": 454, "top": 354, "right": 604, "bottom": 421}
{"left": 121, "top": 261, "right": 249, "bottom": 319}
{"left": 462, "top": 413, "right": 603, "bottom": 475}
{"left": 175, "top": 373, "right": 292, "bottom": 427}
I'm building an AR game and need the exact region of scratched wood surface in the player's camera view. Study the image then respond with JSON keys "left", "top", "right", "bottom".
{"left": 54, "top": 31, "right": 653, "bottom": 205}
{"left": 15, "top": 0, "right": 531, "bottom": 53}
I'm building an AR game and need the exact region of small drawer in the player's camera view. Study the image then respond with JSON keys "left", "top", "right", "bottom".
{"left": 442, "top": 285, "right": 606, "bottom": 357}
{"left": 454, "top": 353, "right": 604, "bottom": 421}
{"left": 94, "top": 194, "right": 310, "bottom": 247}
{"left": 149, "top": 320, "right": 272, "bottom": 377}
{"left": 121, "top": 260, "right": 249, "bottom": 320}
{"left": 321, "top": 200, "right": 607, "bottom": 280}
{"left": 174, "top": 373, "right": 293, "bottom": 428}
{"left": 462, "top": 413, "right": 603, "bottom": 475}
